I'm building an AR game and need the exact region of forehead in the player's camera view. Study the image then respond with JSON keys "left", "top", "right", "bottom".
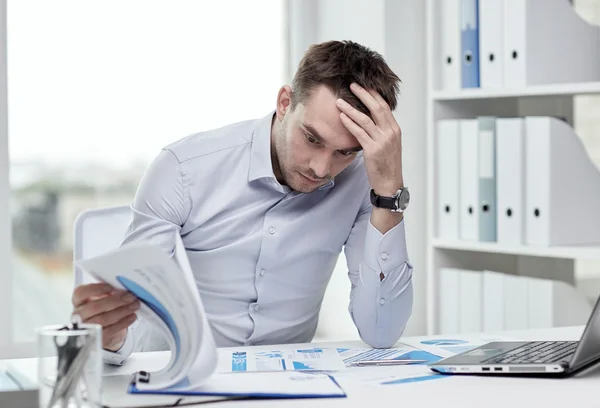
{"left": 299, "top": 86, "right": 358, "bottom": 147}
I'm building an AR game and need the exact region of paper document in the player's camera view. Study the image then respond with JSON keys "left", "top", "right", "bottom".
{"left": 337, "top": 346, "right": 442, "bottom": 366}
{"left": 130, "top": 372, "right": 345, "bottom": 399}
{"left": 76, "top": 236, "right": 347, "bottom": 399}
{"left": 400, "top": 335, "right": 513, "bottom": 358}
{"left": 218, "top": 347, "right": 346, "bottom": 373}
{"left": 333, "top": 366, "right": 448, "bottom": 387}
{"left": 76, "top": 235, "right": 218, "bottom": 392}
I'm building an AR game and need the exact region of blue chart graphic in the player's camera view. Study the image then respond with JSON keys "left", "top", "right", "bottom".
{"left": 441, "top": 345, "right": 476, "bottom": 354}
{"left": 382, "top": 375, "right": 447, "bottom": 385}
{"left": 255, "top": 352, "right": 284, "bottom": 358}
{"left": 420, "top": 339, "right": 469, "bottom": 346}
{"left": 232, "top": 352, "right": 247, "bottom": 372}
{"left": 292, "top": 361, "right": 315, "bottom": 370}
{"left": 394, "top": 350, "right": 442, "bottom": 364}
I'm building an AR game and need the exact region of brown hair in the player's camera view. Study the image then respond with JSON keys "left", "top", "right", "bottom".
{"left": 291, "top": 40, "right": 401, "bottom": 117}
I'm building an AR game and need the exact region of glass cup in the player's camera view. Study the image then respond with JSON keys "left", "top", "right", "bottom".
{"left": 37, "top": 322, "right": 102, "bottom": 408}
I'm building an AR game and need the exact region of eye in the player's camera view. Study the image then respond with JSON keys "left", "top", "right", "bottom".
{"left": 305, "top": 134, "right": 319, "bottom": 144}
{"left": 339, "top": 150, "right": 356, "bottom": 157}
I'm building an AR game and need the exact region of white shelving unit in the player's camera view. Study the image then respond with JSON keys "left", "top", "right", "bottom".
{"left": 424, "top": 0, "right": 600, "bottom": 335}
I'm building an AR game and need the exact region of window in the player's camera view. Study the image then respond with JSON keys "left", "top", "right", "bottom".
{"left": 3, "top": 0, "right": 287, "bottom": 354}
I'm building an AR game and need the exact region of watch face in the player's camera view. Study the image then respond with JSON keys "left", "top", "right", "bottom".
{"left": 396, "top": 188, "right": 410, "bottom": 210}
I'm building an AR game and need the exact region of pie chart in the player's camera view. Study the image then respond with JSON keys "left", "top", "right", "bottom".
{"left": 420, "top": 339, "right": 468, "bottom": 346}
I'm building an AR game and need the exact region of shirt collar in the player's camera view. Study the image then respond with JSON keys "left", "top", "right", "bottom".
{"left": 248, "top": 111, "right": 335, "bottom": 192}
{"left": 248, "top": 111, "right": 278, "bottom": 183}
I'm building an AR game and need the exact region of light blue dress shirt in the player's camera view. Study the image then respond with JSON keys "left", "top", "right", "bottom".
{"left": 104, "top": 112, "right": 413, "bottom": 364}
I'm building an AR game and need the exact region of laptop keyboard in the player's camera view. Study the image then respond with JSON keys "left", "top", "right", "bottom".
{"left": 482, "top": 341, "right": 578, "bottom": 365}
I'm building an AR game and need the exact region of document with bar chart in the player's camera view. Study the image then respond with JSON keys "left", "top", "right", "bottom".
{"left": 217, "top": 347, "right": 346, "bottom": 373}
{"left": 337, "top": 346, "right": 442, "bottom": 366}
{"left": 400, "top": 335, "right": 514, "bottom": 358}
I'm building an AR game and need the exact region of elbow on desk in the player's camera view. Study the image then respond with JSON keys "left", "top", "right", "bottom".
{"left": 358, "top": 322, "right": 408, "bottom": 349}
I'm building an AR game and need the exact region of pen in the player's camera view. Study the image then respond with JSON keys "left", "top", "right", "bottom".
{"left": 349, "top": 359, "right": 428, "bottom": 367}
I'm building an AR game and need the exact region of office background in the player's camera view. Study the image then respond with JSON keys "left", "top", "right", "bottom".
{"left": 1, "top": 0, "right": 600, "bottom": 358}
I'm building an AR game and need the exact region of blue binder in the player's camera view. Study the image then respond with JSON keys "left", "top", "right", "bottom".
{"left": 461, "top": 0, "right": 480, "bottom": 88}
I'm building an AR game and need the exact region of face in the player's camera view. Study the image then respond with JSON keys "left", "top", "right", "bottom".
{"left": 272, "top": 85, "right": 362, "bottom": 194}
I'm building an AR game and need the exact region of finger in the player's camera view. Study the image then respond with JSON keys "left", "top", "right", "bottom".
{"left": 72, "top": 283, "right": 115, "bottom": 307}
{"left": 336, "top": 98, "right": 378, "bottom": 139}
{"left": 75, "top": 291, "right": 138, "bottom": 321}
{"left": 366, "top": 88, "right": 398, "bottom": 127}
{"left": 349, "top": 83, "right": 388, "bottom": 126}
{"left": 103, "top": 315, "right": 137, "bottom": 345}
{"left": 340, "top": 112, "right": 373, "bottom": 149}
{"left": 85, "top": 301, "right": 140, "bottom": 328}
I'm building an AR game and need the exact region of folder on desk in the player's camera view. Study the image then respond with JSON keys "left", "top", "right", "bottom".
{"left": 436, "top": 120, "right": 460, "bottom": 239}
{"left": 459, "top": 119, "right": 479, "bottom": 241}
{"left": 496, "top": 118, "right": 525, "bottom": 245}
{"left": 129, "top": 371, "right": 346, "bottom": 399}
{"left": 461, "top": 0, "right": 480, "bottom": 88}
{"left": 478, "top": 0, "right": 503, "bottom": 88}
{"left": 440, "top": 0, "right": 461, "bottom": 90}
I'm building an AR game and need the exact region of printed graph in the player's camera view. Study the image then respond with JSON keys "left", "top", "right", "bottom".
{"left": 420, "top": 339, "right": 468, "bottom": 346}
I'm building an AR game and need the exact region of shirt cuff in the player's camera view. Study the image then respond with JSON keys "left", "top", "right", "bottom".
{"left": 364, "top": 219, "right": 409, "bottom": 274}
{"left": 102, "top": 326, "right": 134, "bottom": 366}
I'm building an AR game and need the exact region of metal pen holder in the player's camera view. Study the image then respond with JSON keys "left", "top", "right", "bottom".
{"left": 37, "top": 317, "right": 102, "bottom": 408}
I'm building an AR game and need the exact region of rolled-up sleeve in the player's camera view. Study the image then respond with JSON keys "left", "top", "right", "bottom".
{"left": 344, "top": 192, "right": 413, "bottom": 349}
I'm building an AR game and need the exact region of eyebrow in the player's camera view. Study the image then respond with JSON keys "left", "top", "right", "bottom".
{"left": 302, "top": 123, "right": 363, "bottom": 153}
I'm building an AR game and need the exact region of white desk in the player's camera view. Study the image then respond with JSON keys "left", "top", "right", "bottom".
{"left": 4, "top": 326, "right": 599, "bottom": 407}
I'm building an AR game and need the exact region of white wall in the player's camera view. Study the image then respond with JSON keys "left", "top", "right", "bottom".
{"left": 290, "top": 0, "right": 428, "bottom": 340}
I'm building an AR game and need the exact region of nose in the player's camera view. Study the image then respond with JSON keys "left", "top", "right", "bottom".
{"left": 309, "top": 153, "right": 332, "bottom": 179}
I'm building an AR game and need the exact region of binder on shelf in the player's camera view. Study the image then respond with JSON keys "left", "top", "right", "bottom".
{"left": 482, "top": 270, "right": 504, "bottom": 332}
{"left": 436, "top": 120, "right": 460, "bottom": 239}
{"left": 440, "top": 0, "right": 462, "bottom": 90}
{"left": 503, "top": 0, "right": 600, "bottom": 87}
{"left": 525, "top": 116, "right": 600, "bottom": 246}
{"left": 502, "top": 274, "right": 529, "bottom": 330}
{"left": 459, "top": 119, "right": 479, "bottom": 241}
{"left": 477, "top": 117, "right": 496, "bottom": 242}
{"left": 527, "top": 277, "right": 592, "bottom": 329}
{"left": 496, "top": 118, "right": 525, "bottom": 245}
{"left": 459, "top": 269, "right": 482, "bottom": 333}
{"left": 478, "top": 0, "right": 504, "bottom": 88}
{"left": 439, "top": 268, "right": 461, "bottom": 334}
{"left": 460, "top": 0, "right": 480, "bottom": 88}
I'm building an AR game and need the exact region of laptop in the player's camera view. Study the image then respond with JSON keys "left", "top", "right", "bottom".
{"left": 429, "top": 295, "right": 600, "bottom": 377}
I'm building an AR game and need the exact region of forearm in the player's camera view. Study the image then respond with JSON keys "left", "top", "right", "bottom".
{"left": 349, "top": 220, "right": 413, "bottom": 348}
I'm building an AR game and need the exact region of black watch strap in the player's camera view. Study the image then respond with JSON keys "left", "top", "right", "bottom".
{"left": 370, "top": 189, "right": 396, "bottom": 210}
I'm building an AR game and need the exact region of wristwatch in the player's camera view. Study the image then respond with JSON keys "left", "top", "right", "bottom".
{"left": 370, "top": 187, "right": 410, "bottom": 213}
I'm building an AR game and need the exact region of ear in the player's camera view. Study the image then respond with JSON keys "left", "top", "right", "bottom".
{"left": 275, "top": 85, "right": 293, "bottom": 122}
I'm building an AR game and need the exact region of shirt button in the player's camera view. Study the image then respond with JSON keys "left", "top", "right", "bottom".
{"left": 269, "top": 227, "right": 276, "bottom": 235}
{"left": 260, "top": 269, "right": 266, "bottom": 276}
{"left": 379, "top": 298, "right": 386, "bottom": 305}
{"left": 254, "top": 304, "right": 260, "bottom": 311}
{"left": 381, "top": 252, "right": 389, "bottom": 260}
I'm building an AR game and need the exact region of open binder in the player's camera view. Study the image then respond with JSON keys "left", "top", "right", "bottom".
{"left": 76, "top": 235, "right": 346, "bottom": 399}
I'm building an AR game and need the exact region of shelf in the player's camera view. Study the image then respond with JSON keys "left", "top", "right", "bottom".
{"left": 432, "top": 239, "right": 600, "bottom": 260}
{"left": 431, "top": 81, "right": 600, "bottom": 101}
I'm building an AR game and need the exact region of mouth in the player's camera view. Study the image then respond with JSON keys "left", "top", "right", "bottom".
{"left": 299, "top": 172, "right": 324, "bottom": 184}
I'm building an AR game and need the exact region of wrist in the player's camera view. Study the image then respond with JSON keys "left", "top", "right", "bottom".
{"left": 373, "top": 183, "right": 404, "bottom": 197}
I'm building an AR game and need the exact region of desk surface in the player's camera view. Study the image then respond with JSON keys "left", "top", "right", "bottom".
{"left": 4, "top": 326, "right": 598, "bottom": 407}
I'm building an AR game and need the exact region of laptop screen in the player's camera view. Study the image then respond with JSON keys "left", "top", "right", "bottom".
{"left": 570, "top": 295, "right": 600, "bottom": 371}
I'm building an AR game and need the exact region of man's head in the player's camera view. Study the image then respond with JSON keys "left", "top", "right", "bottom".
{"left": 271, "top": 40, "right": 401, "bottom": 193}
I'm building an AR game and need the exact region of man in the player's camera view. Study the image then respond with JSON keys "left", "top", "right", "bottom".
{"left": 71, "top": 40, "right": 413, "bottom": 364}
